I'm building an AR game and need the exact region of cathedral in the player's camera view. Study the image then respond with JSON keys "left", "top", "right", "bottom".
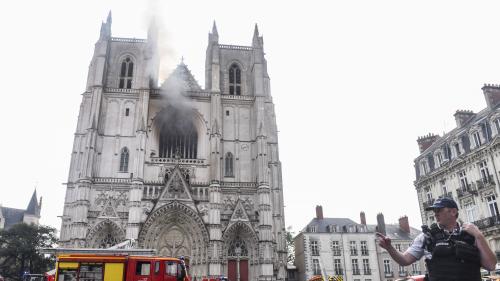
{"left": 59, "top": 13, "right": 287, "bottom": 281}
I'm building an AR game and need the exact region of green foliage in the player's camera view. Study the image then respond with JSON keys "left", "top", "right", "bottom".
{"left": 0, "top": 224, "right": 58, "bottom": 281}
{"left": 286, "top": 226, "right": 295, "bottom": 264}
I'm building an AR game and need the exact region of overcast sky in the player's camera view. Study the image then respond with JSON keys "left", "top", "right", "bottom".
{"left": 2, "top": 0, "right": 500, "bottom": 236}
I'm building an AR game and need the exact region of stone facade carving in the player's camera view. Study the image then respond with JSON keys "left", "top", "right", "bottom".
{"left": 60, "top": 15, "right": 286, "bottom": 281}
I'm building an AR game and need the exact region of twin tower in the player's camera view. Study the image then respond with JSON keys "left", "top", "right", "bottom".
{"left": 60, "top": 13, "right": 286, "bottom": 281}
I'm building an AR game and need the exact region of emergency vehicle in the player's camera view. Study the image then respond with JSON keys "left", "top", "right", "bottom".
{"left": 55, "top": 254, "right": 188, "bottom": 281}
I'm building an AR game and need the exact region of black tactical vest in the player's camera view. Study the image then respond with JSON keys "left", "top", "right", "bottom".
{"left": 422, "top": 223, "right": 481, "bottom": 281}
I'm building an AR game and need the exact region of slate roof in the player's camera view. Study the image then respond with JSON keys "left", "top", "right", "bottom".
{"left": 303, "top": 217, "right": 364, "bottom": 232}
{"left": 0, "top": 207, "right": 26, "bottom": 229}
{"left": 161, "top": 62, "right": 202, "bottom": 92}
{"left": 367, "top": 223, "right": 421, "bottom": 240}
{"left": 303, "top": 217, "right": 421, "bottom": 240}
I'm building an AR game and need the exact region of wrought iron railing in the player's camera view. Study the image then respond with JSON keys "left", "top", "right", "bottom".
{"left": 473, "top": 215, "right": 500, "bottom": 230}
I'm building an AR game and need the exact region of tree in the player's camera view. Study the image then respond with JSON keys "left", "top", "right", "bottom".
{"left": 0, "top": 224, "right": 58, "bottom": 281}
{"left": 286, "top": 226, "right": 295, "bottom": 264}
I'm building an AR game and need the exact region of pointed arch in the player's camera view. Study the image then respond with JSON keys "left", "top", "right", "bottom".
{"left": 229, "top": 63, "right": 241, "bottom": 95}
{"left": 119, "top": 56, "right": 134, "bottom": 89}
{"left": 222, "top": 221, "right": 259, "bottom": 265}
{"left": 155, "top": 107, "right": 198, "bottom": 159}
{"left": 119, "top": 147, "right": 129, "bottom": 172}
{"left": 138, "top": 201, "right": 209, "bottom": 263}
{"left": 86, "top": 220, "right": 125, "bottom": 248}
{"left": 225, "top": 152, "right": 234, "bottom": 177}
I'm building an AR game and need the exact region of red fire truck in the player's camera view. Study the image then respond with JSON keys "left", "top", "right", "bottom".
{"left": 55, "top": 254, "right": 188, "bottom": 281}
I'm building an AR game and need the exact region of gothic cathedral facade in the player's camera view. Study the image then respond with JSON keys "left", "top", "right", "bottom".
{"left": 59, "top": 13, "right": 287, "bottom": 281}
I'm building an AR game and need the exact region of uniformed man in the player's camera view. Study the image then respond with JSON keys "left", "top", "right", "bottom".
{"left": 377, "top": 197, "right": 496, "bottom": 281}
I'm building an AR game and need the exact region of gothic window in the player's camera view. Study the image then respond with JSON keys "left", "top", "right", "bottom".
{"left": 119, "top": 56, "right": 134, "bottom": 89}
{"left": 228, "top": 236, "right": 248, "bottom": 257}
{"left": 229, "top": 64, "right": 241, "bottom": 95}
{"left": 99, "top": 233, "right": 119, "bottom": 248}
{"left": 119, "top": 147, "right": 129, "bottom": 172}
{"left": 159, "top": 119, "right": 198, "bottom": 159}
{"left": 225, "top": 152, "right": 234, "bottom": 177}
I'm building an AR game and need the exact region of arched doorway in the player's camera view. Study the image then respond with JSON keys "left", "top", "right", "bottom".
{"left": 138, "top": 202, "right": 209, "bottom": 280}
{"left": 223, "top": 222, "right": 259, "bottom": 281}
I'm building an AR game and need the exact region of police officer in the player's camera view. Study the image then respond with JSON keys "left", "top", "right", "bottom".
{"left": 376, "top": 197, "right": 496, "bottom": 281}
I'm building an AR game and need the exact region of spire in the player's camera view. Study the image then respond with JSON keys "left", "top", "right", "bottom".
{"left": 107, "top": 10, "right": 112, "bottom": 25}
{"left": 99, "top": 11, "right": 112, "bottom": 40}
{"left": 252, "top": 23, "right": 262, "bottom": 48}
{"left": 26, "top": 189, "right": 39, "bottom": 215}
{"left": 212, "top": 20, "right": 218, "bottom": 37}
{"left": 209, "top": 20, "right": 219, "bottom": 43}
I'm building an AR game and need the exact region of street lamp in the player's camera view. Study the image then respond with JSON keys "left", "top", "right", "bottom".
{"left": 235, "top": 246, "right": 242, "bottom": 281}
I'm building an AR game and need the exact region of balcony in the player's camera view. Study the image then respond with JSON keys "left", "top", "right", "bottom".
{"left": 363, "top": 270, "right": 371, "bottom": 275}
{"left": 384, "top": 272, "right": 394, "bottom": 278}
{"left": 441, "top": 192, "right": 453, "bottom": 199}
{"left": 473, "top": 215, "right": 500, "bottom": 230}
{"left": 456, "top": 185, "right": 478, "bottom": 198}
{"left": 476, "top": 175, "right": 495, "bottom": 190}
{"left": 422, "top": 199, "right": 435, "bottom": 210}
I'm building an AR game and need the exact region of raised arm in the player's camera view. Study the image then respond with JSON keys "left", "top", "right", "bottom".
{"left": 376, "top": 232, "right": 418, "bottom": 266}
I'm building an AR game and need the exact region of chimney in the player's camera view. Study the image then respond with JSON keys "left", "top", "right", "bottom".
{"left": 416, "top": 133, "right": 440, "bottom": 153}
{"left": 316, "top": 205, "right": 323, "bottom": 220}
{"left": 453, "top": 110, "right": 476, "bottom": 128}
{"left": 482, "top": 84, "right": 500, "bottom": 109}
{"left": 360, "top": 211, "right": 366, "bottom": 225}
{"left": 399, "top": 216, "right": 410, "bottom": 233}
{"left": 376, "top": 213, "right": 386, "bottom": 235}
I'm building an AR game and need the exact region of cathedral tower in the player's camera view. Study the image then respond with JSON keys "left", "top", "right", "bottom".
{"left": 60, "top": 15, "right": 286, "bottom": 281}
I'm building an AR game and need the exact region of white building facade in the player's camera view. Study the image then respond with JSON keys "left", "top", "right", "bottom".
{"left": 59, "top": 14, "right": 287, "bottom": 281}
{"left": 294, "top": 207, "right": 424, "bottom": 281}
{"left": 414, "top": 84, "right": 500, "bottom": 257}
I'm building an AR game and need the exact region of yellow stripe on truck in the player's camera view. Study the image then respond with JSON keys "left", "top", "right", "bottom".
{"left": 58, "top": 262, "right": 79, "bottom": 269}
{"left": 104, "top": 262, "right": 124, "bottom": 281}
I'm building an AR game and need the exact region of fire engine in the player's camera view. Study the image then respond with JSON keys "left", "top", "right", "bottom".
{"left": 55, "top": 254, "right": 188, "bottom": 281}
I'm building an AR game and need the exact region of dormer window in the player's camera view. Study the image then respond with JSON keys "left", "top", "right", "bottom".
{"left": 420, "top": 160, "right": 428, "bottom": 175}
{"left": 309, "top": 226, "right": 316, "bottom": 233}
{"left": 472, "top": 131, "right": 482, "bottom": 148}
{"left": 119, "top": 56, "right": 134, "bottom": 89}
{"left": 229, "top": 64, "right": 241, "bottom": 95}
{"left": 434, "top": 151, "right": 444, "bottom": 168}
{"left": 451, "top": 140, "right": 461, "bottom": 158}
{"left": 494, "top": 118, "right": 500, "bottom": 135}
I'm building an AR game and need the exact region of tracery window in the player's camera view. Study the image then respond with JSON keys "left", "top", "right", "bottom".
{"left": 119, "top": 147, "right": 129, "bottom": 172}
{"left": 228, "top": 236, "right": 248, "bottom": 256}
{"left": 225, "top": 152, "right": 234, "bottom": 177}
{"left": 119, "top": 56, "right": 134, "bottom": 89}
{"left": 159, "top": 120, "right": 198, "bottom": 159}
{"left": 229, "top": 64, "right": 241, "bottom": 95}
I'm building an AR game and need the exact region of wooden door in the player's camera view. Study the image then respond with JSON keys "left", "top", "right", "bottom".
{"left": 227, "top": 260, "right": 236, "bottom": 281}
